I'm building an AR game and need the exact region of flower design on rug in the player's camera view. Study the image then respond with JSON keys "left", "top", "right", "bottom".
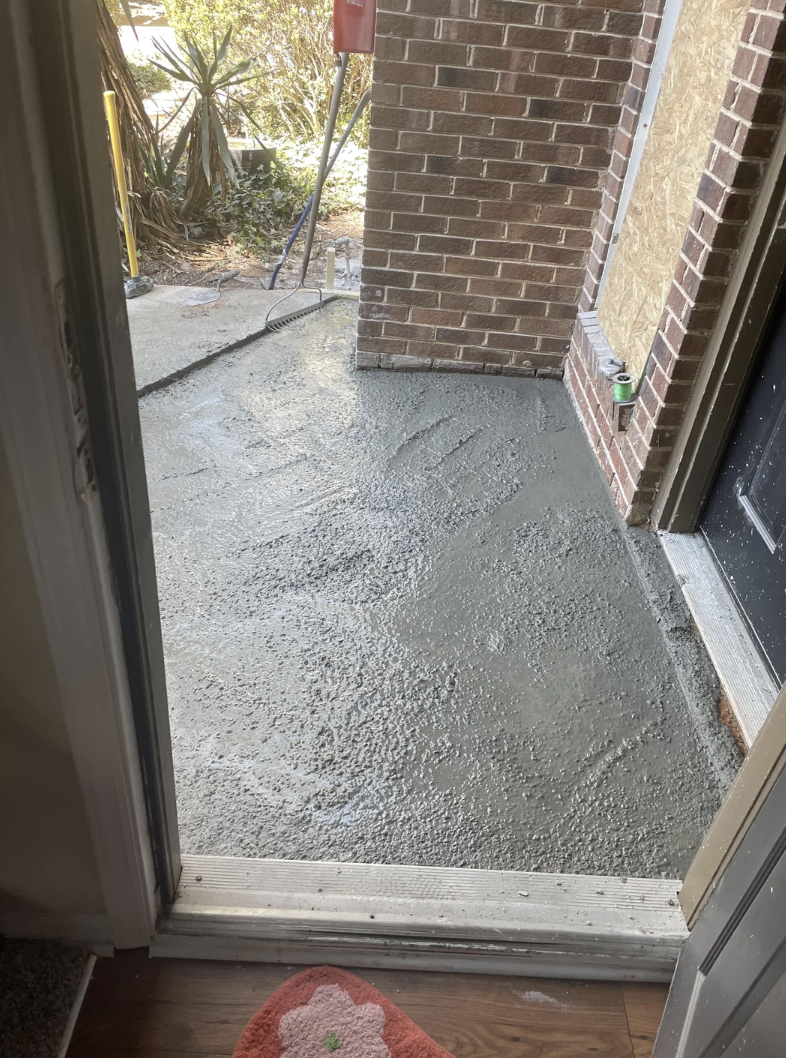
{"left": 278, "top": 984, "right": 390, "bottom": 1058}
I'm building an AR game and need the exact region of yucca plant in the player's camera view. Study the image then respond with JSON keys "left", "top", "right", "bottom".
{"left": 98, "top": 0, "right": 184, "bottom": 250}
{"left": 163, "top": 0, "right": 372, "bottom": 144}
{"left": 142, "top": 94, "right": 194, "bottom": 193}
{"left": 149, "top": 28, "right": 257, "bottom": 217}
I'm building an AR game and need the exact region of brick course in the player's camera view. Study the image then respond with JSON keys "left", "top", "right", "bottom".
{"left": 357, "top": 0, "right": 646, "bottom": 375}
{"left": 567, "top": 0, "right": 786, "bottom": 523}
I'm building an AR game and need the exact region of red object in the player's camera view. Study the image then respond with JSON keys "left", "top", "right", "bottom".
{"left": 334, "top": 0, "right": 376, "bottom": 54}
{"left": 232, "top": 966, "right": 453, "bottom": 1058}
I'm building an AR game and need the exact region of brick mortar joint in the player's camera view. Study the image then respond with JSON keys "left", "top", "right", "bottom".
{"left": 747, "top": 6, "right": 786, "bottom": 18}
{"left": 711, "top": 141, "right": 761, "bottom": 165}
{"left": 733, "top": 74, "right": 786, "bottom": 95}
{"left": 691, "top": 197, "right": 747, "bottom": 226}
{"left": 655, "top": 313, "right": 689, "bottom": 356}
{"left": 738, "top": 40, "right": 786, "bottom": 59}
{"left": 718, "top": 106, "right": 764, "bottom": 130}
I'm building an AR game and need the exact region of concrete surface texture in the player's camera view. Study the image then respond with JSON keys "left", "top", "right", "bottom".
{"left": 136, "top": 299, "right": 727, "bottom": 877}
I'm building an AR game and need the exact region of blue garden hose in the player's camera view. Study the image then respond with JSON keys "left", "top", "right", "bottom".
{"left": 268, "top": 89, "right": 371, "bottom": 289}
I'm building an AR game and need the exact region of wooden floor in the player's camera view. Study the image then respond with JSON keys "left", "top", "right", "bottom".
{"left": 67, "top": 951, "right": 668, "bottom": 1058}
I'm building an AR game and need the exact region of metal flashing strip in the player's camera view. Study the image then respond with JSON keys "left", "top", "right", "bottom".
{"left": 152, "top": 854, "right": 687, "bottom": 982}
{"left": 597, "top": 0, "right": 685, "bottom": 298}
{"left": 659, "top": 532, "right": 779, "bottom": 745}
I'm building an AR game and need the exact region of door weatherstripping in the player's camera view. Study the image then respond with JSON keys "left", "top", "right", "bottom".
{"left": 680, "top": 683, "right": 786, "bottom": 926}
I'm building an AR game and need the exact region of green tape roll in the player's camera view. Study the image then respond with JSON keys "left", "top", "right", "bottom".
{"left": 613, "top": 372, "right": 633, "bottom": 402}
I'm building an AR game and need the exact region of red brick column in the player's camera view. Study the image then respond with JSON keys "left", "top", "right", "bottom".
{"left": 567, "top": 0, "right": 786, "bottom": 523}
{"left": 356, "top": 0, "right": 645, "bottom": 376}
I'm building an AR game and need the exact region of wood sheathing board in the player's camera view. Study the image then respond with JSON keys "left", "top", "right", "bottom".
{"left": 597, "top": 0, "right": 750, "bottom": 378}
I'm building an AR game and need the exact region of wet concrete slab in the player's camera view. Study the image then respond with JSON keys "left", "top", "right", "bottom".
{"left": 137, "top": 301, "right": 728, "bottom": 877}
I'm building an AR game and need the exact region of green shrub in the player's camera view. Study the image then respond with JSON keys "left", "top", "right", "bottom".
{"left": 212, "top": 163, "right": 311, "bottom": 254}
{"left": 148, "top": 29, "right": 257, "bottom": 217}
{"left": 162, "top": 0, "right": 371, "bottom": 142}
{"left": 214, "top": 136, "right": 366, "bottom": 255}
{"left": 278, "top": 139, "right": 367, "bottom": 215}
{"left": 128, "top": 56, "right": 173, "bottom": 98}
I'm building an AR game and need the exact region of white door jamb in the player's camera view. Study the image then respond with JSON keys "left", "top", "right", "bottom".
{"left": 0, "top": 0, "right": 157, "bottom": 950}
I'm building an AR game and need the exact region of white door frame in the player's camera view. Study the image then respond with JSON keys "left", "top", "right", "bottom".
{"left": 653, "top": 721, "right": 786, "bottom": 1055}
{"left": 0, "top": 0, "right": 158, "bottom": 949}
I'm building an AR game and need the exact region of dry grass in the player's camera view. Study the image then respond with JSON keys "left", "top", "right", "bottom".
{"left": 141, "top": 208, "right": 364, "bottom": 288}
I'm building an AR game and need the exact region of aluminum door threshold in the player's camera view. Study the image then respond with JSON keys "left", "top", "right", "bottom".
{"left": 660, "top": 531, "right": 779, "bottom": 746}
{"left": 152, "top": 854, "right": 687, "bottom": 982}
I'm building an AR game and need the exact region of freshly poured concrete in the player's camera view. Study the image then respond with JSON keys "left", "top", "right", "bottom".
{"left": 137, "top": 301, "right": 726, "bottom": 877}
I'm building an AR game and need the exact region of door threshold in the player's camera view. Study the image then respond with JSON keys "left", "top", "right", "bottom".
{"left": 151, "top": 854, "right": 686, "bottom": 982}
{"left": 659, "top": 532, "right": 779, "bottom": 746}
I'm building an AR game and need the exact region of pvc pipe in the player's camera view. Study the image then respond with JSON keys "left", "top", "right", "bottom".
{"left": 326, "top": 246, "right": 336, "bottom": 289}
{"left": 614, "top": 372, "right": 634, "bottom": 401}
{"left": 103, "top": 91, "right": 139, "bottom": 278}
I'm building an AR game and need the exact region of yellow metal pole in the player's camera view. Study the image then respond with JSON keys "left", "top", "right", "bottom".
{"left": 103, "top": 90, "right": 139, "bottom": 278}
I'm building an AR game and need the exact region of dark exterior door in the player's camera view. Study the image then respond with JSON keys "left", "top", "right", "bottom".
{"left": 653, "top": 750, "right": 786, "bottom": 1057}
{"left": 701, "top": 289, "right": 786, "bottom": 683}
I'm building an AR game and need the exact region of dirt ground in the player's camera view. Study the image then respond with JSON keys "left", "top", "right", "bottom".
{"left": 132, "top": 298, "right": 736, "bottom": 878}
{"left": 140, "top": 209, "right": 364, "bottom": 292}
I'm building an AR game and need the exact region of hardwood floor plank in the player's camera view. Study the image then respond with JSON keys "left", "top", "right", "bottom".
{"left": 360, "top": 971, "right": 632, "bottom": 1058}
{"left": 67, "top": 953, "right": 660, "bottom": 1058}
{"left": 622, "top": 983, "right": 669, "bottom": 1058}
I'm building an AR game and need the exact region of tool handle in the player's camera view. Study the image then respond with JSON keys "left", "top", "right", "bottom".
{"left": 103, "top": 90, "right": 139, "bottom": 278}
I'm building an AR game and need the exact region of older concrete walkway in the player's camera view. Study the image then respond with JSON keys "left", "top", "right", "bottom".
{"left": 136, "top": 298, "right": 730, "bottom": 877}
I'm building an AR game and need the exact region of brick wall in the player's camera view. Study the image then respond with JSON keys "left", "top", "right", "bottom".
{"left": 567, "top": 0, "right": 786, "bottom": 523}
{"left": 356, "top": 0, "right": 646, "bottom": 376}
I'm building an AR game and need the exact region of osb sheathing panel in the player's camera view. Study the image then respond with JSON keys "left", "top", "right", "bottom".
{"left": 597, "top": 0, "right": 750, "bottom": 378}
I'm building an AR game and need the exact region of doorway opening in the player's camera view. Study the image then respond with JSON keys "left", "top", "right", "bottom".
{"left": 97, "top": 2, "right": 739, "bottom": 887}
{"left": 103, "top": 0, "right": 738, "bottom": 906}
{"left": 8, "top": 0, "right": 768, "bottom": 982}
